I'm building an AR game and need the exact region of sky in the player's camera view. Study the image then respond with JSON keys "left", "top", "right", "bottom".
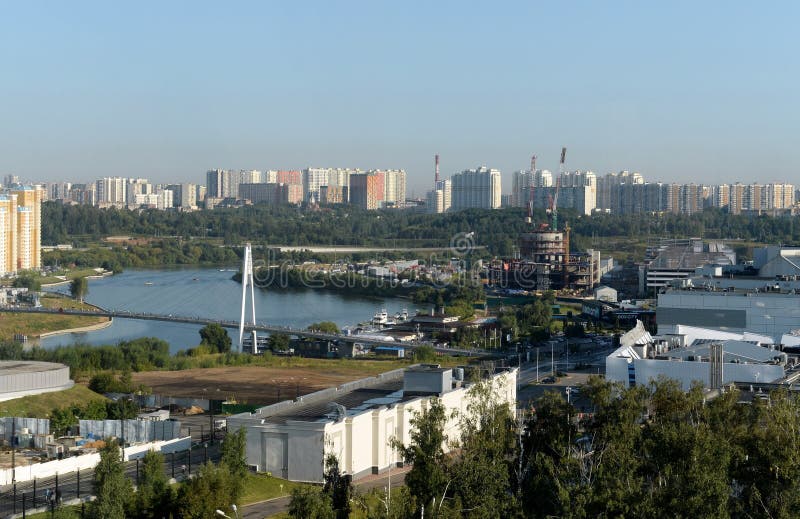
{"left": 1, "top": 1, "right": 798, "bottom": 195}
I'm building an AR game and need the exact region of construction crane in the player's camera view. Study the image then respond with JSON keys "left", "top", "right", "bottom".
{"left": 550, "top": 176, "right": 561, "bottom": 231}
{"left": 551, "top": 146, "right": 566, "bottom": 231}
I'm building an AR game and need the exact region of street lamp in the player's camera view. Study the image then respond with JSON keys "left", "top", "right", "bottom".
{"left": 216, "top": 506, "right": 240, "bottom": 519}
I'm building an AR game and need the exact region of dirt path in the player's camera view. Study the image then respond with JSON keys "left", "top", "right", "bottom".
{"left": 131, "top": 363, "right": 398, "bottom": 405}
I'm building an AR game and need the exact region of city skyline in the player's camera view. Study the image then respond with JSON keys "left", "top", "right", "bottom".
{"left": 2, "top": 2, "right": 799, "bottom": 194}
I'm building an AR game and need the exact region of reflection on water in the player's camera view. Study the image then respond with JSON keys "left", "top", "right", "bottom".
{"left": 41, "top": 268, "right": 418, "bottom": 353}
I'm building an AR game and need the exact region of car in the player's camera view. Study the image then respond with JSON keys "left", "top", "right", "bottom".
{"left": 541, "top": 376, "right": 556, "bottom": 384}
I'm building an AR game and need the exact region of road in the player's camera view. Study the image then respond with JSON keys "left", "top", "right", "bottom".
{"left": 240, "top": 466, "right": 410, "bottom": 519}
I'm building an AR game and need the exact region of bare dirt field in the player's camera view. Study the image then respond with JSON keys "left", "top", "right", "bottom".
{"left": 131, "top": 362, "right": 408, "bottom": 405}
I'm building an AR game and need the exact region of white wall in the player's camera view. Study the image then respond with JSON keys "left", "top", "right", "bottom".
{"left": 236, "top": 369, "right": 518, "bottom": 483}
{"left": 0, "top": 437, "right": 191, "bottom": 485}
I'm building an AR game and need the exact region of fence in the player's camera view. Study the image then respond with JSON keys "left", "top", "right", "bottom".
{"left": 0, "top": 418, "right": 49, "bottom": 442}
{"left": 0, "top": 437, "right": 191, "bottom": 486}
{"left": 0, "top": 440, "right": 215, "bottom": 518}
{"left": 78, "top": 419, "right": 181, "bottom": 443}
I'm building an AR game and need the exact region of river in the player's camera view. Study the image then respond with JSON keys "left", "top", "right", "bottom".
{"left": 42, "top": 268, "right": 419, "bottom": 353}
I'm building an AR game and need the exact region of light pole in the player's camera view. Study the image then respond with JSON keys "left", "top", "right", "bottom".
{"left": 216, "top": 506, "right": 239, "bottom": 519}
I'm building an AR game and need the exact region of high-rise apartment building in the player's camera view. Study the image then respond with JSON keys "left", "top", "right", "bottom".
{"left": 166, "top": 183, "right": 197, "bottom": 208}
{"left": 303, "top": 168, "right": 330, "bottom": 203}
{"left": 95, "top": 177, "right": 127, "bottom": 206}
{"left": 382, "top": 169, "right": 406, "bottom": 207}
{"left": 0, "top": 186, "right": 43, "bottom": 275}
{"left": 426, "top": 179, "right": 452, "bottom": 214}
{"left": 511, "top": 169, "right": 553, "bottom": 207}
{"left": 350, "top": 172, "right": 386, "bottom": 210}
{"left": 206, "top": 169, "right": 226, "bottom": 198}
{"left": 126, "top": 178, "right": 151, "bottom": 205}
{"left": 450, "top": 167, "right": 502, "bottom": 211}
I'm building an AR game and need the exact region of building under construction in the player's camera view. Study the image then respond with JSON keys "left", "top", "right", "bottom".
{"left": 487, "top": 223, "right": 598, "bottom": 293}
{"left": 486, "top": 148, "right": 598, "bottom": 294}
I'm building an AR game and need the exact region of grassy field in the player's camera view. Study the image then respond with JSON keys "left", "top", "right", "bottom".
{"left": 241, "top": 473, "right": 309, "bottom": 504}
{"left": 0, "top": 294, "right": 108, "bottom": 340}
{"left": 38, "top": 268, "right": 104, "bottom": 286}
{"left": 0, "top": 384, "right": 107, "bottom": 418}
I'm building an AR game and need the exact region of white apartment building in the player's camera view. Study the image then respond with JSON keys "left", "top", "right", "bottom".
{"left": 303, "top": 168, "right": 330, "bottom": 203}
{"left": 450, "top": 167, "right": 502, "bottom": 210}
{"left": 383, "top": 169, "right": 407, "bottom": 206}
{"left": 95, "top": 177, "right": 127, "bottom": 206}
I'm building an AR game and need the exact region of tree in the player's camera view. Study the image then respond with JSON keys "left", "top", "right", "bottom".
{"left": 49, "top": 407, "right": 77, "bottom": 436}
{"left": 177, "top": 462, "right": 237, "bottom": 519}
{"left": 89, "top": 439, "right": 133, "bottom": 519}
{"left": 412, "top": 344, "right": 437, "bottom": 363}
{"left": 12, "top": 271, "right": 41, "bottom": 291}
{"left": 70, "top": 276, "right": 88, "bottom": 302}
{"left": 221, "top": 426, "right": 248, "bottom": 502}
{"left": 307, "top": 321, "right": 340, "bottom": 334}
{"left": 323, "top": 454, "right": 352, "bottom": 519}
{"left": 268, "top": 333, "right": 291, "bottom": 352}
{"left": 134, "top": 450, "right": 172, "bottom": 519}
{"left": 106, "top": 398, "right": 139, "bottom": 420}
{"left": 449, "top": 377, "right": 521, "bottom": 517}
{"left": 393, "top": 397, "right": 450, "bottom": 517}
{"left": 288, "top": 487, "right": 335, "bottom": 519}
{"left": 199, "top": 323, "right": 232, "bottom": 353}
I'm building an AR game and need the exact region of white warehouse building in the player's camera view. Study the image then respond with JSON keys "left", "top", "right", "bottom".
{"left": 606, "top": 321, "right": 786, "bottom": 390}
{"left": 227, "top": 365, "right": 517, "bottom": 482}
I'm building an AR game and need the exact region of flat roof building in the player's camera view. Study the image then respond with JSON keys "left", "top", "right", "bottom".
{"left": 227, "top": 365, "right": 516, "bottom": 482}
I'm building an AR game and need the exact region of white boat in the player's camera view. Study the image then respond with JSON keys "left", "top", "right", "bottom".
{"left": 372, "top": 309, "right": 390, "bottom": 325}
{"left": 394, "top": 309, "right": 409, "bottom": 322}
{"left": 144, "top": 282, "right": 154, "bottom": 286}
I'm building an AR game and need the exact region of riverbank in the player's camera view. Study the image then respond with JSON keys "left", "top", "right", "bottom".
{"left": 37, "top": 317, "right": 113, "bottom": 338}
{"left": 40, "top": 268, "right": 113, "bottom": 287}
{"left": 0, "top": 294, "right": 112, "bottom": 342}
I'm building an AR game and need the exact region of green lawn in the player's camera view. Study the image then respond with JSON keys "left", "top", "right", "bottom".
{"left": 241, "top": 473, "right": 310, "bottom": 504}
{"left": 39, "top": 268, "right": 104, "bottom": 286}
{"left": 0, "top": 293, "right": 109, "bottom": 340}
{"left": 0, "top": 385, "right": 107, "bottom": 418}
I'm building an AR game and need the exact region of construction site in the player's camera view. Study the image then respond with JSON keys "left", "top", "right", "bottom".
{"left": 487, "top": 148, "right": 600, "bottom": 294}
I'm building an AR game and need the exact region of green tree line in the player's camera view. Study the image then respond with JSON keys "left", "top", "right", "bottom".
{"left": 43, "top": 201, "right": 800, "bottom": 258}
{"left": 309, "top": 375, "right": 800, "bottom": 518}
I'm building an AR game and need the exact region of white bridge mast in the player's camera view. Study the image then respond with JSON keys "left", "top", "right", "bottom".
{"left": 239, "top": 243, "right": 257, "bottom": 352}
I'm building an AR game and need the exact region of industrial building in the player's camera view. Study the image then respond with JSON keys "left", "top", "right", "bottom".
{"left": 657, "top": 246, "right": 800, "bottom": 340}
{"left": 0, "top": 361, "right": 73, "bottom": 402}
{"left": 227, "top": 365, "right": 517, "bottom": 482}
{"left": 643, "top": 238, "right": 736, "bottom": 293}
{"left": 606, "top": 321, "right": 786, "bottom": 390}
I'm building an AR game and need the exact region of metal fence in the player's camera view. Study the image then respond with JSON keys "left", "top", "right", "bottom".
{"left": 0, "top": 442, "right": 218, "bottom": 517}
{"left": 0, "top": 418, "right": 49, "bottom": 442}
{"left": 78, "top": 419, "right": 181, "bottom": 443}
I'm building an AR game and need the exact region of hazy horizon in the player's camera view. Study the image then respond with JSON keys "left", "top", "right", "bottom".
{"left": 2, "top": 2, "right": 798, "bottom": 195}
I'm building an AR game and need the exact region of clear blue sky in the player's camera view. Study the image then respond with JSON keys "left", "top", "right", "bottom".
{"left": 1, "top": 1, "right": 798, "bottom": 195}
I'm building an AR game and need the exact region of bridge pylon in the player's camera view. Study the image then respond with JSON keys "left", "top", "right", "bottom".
{"left": 238, "top": 243, "right": 257, "bottom": 353}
